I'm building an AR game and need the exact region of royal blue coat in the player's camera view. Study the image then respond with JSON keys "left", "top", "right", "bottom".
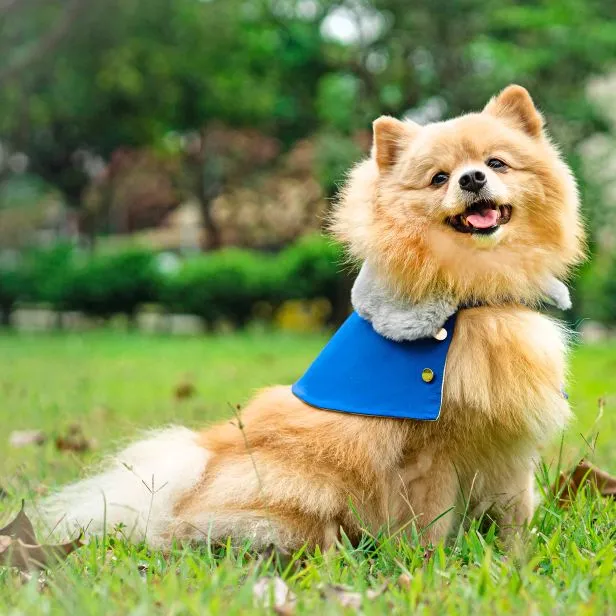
{"left": 292, "top": 311, "right": 458, "bottom": 421}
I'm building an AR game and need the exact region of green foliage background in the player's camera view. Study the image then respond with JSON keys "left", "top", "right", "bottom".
{"left": 2, "top": 0, "right": 616, "bottom": 318}
{"left": 0, "top": 237, "right": 346, "bottom": 327}
{"left": 3, "top": 1, "right": 616, "bottom": 198}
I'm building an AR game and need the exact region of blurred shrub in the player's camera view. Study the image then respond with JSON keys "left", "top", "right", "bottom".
{"left": 161, "top": 234, "right": 345, "bottom": 328}
{"left": 279, "top": 234, "right": 345, "bottom": 305}
{"left": 22, "top": 244, "right": 75, "bottom": 307}
{"left": 0, "top": 245, "right": 74, "bottom": 324}
{"left": 8, "top": 234, "right": 615, "bottom": 331}
{"left": 0, "top": 265, "right": 26, "bottom": 325}
{"left": 64, "top": 249, "right": 161, "bottom": 320}
{"left": 0, "top": 234, "right": 346, "bottom": 328}
{"left": 604, "top": 261, "right": 616, "bottom": 323}
{"left": 161, "top": 248, "right": 282, "bottom": 328}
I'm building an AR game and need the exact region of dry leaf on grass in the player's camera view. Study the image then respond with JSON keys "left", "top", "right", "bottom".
{"left": 9, "top": 430, "right": 47, "bottom": 448}
{"left": 320, "top": 584, "right": 387, "bottom": 609}
{"left": 174, "top": 380, "right": 196, "bottom": 401}
{"left": 554, "top": 459, "right": 616, "bottom": 506}
{"left": 252, "top": 576, "right": 296, "bottom": 614}
{"left": 0, "top": 501, "right": 84, "bottom": 571}
{"left": 397, "top": 573, "right": 412, "bottom": 589}
{"left": 55, "top": 424, "right": 95, "bottom": 453}
{"left": 0, "top": 500, "right": 37, "bottom": 544}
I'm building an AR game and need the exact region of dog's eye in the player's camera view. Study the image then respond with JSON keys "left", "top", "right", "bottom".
{"left": 431, "top": 171, "right": 449, "bottom": 186}
{"left": 487, "top": 158, "right": 508, "bottom": 170}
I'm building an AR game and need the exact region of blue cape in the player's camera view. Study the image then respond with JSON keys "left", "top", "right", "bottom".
{"left": 292, "top": 312, "right": 458, "bottom": 421}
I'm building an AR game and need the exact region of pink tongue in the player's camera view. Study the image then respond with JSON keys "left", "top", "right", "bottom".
{"left": 466, "top": 208, "right": 498, "bottom": 229}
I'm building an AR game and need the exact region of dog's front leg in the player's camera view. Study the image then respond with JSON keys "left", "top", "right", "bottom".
{"left": 496, "top": 466, "right": 535, "bottom": 537}
{"left": 472, "top": 463, "right": 535, "bottom": 540}
{"left": 396, "top": 457, "right": 458, "bottom": 547}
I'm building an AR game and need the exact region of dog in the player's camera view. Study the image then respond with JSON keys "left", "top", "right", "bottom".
{"left": 43, "top": 85, "right": 584, "bottom": 551}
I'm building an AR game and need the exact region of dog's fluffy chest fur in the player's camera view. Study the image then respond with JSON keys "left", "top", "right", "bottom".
{"left": 441, "top": 305, "right": 570, "bottom": 454}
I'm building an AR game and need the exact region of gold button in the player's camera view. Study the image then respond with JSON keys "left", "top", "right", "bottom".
{"left": 422, "top": 368, "right": 435, "bottom": 383}
{"left": 434, "top": 328, "right": 447, "bottom": 341}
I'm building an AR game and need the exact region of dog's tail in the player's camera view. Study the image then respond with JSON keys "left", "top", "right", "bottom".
{"left": 39, "top": 426, "right": 209, "bottom": 547}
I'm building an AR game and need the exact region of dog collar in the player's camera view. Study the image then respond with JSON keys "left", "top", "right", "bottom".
{"left": 292, "top": 311, "right": 458, "bottom": 421}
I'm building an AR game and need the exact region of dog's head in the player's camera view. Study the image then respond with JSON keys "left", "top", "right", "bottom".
{"left": 332, "top": 85, "right": 585, "bottom": 304}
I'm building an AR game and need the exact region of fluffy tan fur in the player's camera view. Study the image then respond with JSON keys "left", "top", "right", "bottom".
{"left": 45, "top": 85, "right": 584, "bottom": 552}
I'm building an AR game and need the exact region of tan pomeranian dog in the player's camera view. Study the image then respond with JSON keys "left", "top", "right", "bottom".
{"left": 43, "top": 85, "right": 584, "bottom": 551}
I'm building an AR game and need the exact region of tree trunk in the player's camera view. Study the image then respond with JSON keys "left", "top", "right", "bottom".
{"left": 1, "top": 306, "right": 11, "bottom": 327}
{"left": 198, "top": 193, "right": 222, "bottom": 251}
{"left": 329, "top": 269, "right": 353, "bottom": 327}
{"left": 197, "top": 127, "right": 223, "bottom": 251}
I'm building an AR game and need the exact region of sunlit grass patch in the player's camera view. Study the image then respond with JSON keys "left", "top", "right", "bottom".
{"left": 0, "top": 331, "right": 614, "bottom": 614}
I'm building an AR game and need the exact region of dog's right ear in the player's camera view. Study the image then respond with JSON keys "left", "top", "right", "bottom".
{"left": 372, "top": 116, "right": 419, "bottom": 172}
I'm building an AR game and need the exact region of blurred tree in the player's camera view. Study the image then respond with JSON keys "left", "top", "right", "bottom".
{"left": 176, "top": 126, "right": 281, "bottom": 249}
{"left": 0, "top": 0, "right": 86, "bottom": 85}
{"left": 81, "top": 148, "right": 182, "bottom": 236}
{"left": 2, "top": 0, "right": 616, "bottom": 244}
{"left": 0, "top": 0, "right": 328, "bottom": 209}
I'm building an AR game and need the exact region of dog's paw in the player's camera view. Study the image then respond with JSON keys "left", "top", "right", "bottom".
{"left": 543, "top": 278, "right": 571, "bottom": 311}
{"left": 548, "top": 285, "right": 572, "bottom": 310}
{"left": 554, "top": 296, "right": 572, "bottom": 311}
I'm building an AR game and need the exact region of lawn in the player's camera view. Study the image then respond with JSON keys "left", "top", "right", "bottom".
{"left": 1, "top": 329, "right": 615, "bottom": 614}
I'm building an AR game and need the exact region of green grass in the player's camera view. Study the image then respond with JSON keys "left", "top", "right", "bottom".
{"left": 1, "top": 329, "right": 615, "bottom": 614}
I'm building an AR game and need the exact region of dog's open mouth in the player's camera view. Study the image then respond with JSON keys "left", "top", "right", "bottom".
{"left": 446, "top": 201, "right": 512, "bottom": 235}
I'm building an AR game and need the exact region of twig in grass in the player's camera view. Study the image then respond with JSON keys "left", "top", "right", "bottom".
{"left": 579, "top": 396, "right": 606, "bottom": 457}
{"left": 119, "top": 462, "right": 168, "bottom": 542}
{"left": 143, "top": 475, "right": 169, "bottom": 541}
{"left": 228, "top": 403, "right": 265, "bottom": 495}
{"left": 227, "top": 402, "right": 278, "bottom": 545}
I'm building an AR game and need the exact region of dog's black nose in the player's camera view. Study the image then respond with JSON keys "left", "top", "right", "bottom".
{"left": 459, "top": 170, "right": 486, "bottom": 193}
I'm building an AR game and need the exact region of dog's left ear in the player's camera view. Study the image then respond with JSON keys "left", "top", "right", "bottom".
{"left": 483, "top": 85, "right": 544, "bottom": 138}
